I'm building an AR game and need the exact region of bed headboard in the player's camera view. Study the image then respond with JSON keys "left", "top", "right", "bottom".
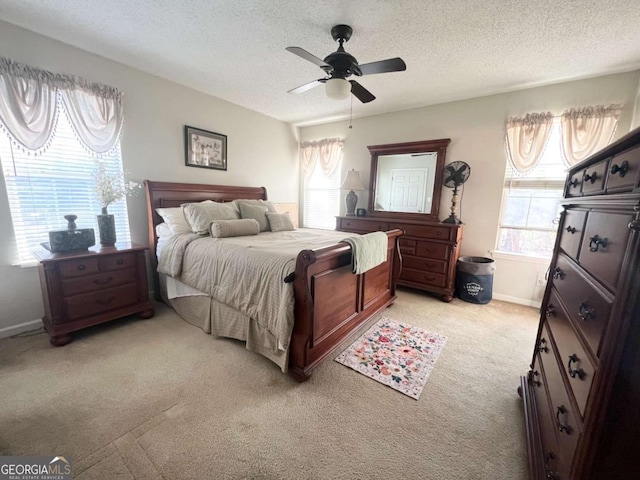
{"left": 144, "top": 180, "right": 268, "bottom": 296}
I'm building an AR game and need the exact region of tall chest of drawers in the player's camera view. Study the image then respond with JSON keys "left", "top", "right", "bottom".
{"left": 520, "top": 127, "right": 640, "bottom": 479}
{"left": 34, "top": 242, "right": 155, "bottom": 346}
{"left": 336, "top": 216, "right": 463, "bottom": 302}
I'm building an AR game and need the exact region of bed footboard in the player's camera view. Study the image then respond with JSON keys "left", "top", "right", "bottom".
{"left": 289, "top": 229, "right": 403, "bottom": 382}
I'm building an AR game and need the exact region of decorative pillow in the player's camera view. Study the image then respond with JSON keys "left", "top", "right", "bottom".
{"left": 266, "top": 212, "right": 295, "bottom": 232}
{"left": 235, "top": 199, "right": 278, "bottom": 213}
{"left": 183, "top": 202, "right": 240, "bottom": 235}
{"left": 156, "top": 207, "right": 192, "bottom": 235}
{"left": 155, "top": 222, "right": 173, "bottom": 238}
{"left": 210, "top": 219, "right": 260, "bottom": 238}
{"left": 238, "top": 203, "right": 270, "bottom": 232}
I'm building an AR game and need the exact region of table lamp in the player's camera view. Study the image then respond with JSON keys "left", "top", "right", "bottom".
{"left": 340, "top": 169, "right": 366, "bottom": 216}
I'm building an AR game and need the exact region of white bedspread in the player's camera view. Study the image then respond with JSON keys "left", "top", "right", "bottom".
{"left": 158, "top": 228, "right": 350, "bottom": 351}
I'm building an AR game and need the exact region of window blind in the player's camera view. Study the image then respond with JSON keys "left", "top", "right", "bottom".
{"left": 303, "top": 160, "right": 341, "bottom": 230}
{"left": 0, "top": 108, "right": 131, "bottom": 264}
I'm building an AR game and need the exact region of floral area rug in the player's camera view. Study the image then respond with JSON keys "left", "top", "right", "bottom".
{"left": 335, "top": 317, "right": 447, "bottom": 399}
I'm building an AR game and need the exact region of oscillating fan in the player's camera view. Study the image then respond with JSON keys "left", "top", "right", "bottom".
{"left": 442, "top": 161, "right": 471, "bottom": 224}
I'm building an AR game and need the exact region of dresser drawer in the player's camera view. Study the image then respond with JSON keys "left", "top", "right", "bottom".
{"left": 559, "top": 209, "right": 587, "bottom": 261}
{"left": 606, "top": 144, "right": 640, "bottom": 192}
{"left": 415, "top": 241, "right": 449, "bottom": 260}
{"left": 59, "top": 257, "right": 100, "bottom": 278}
{"left": 64, "top": 283, "right": 138, "bottom": 320}
{"left": 62, "top": 268, "right": 136, "bottom": 297}
{"left": 390, "top": 223, "right": 453, "bottom": 241}
{"left": 581, "top": 159, "right": 608, "bottom": 195}
{"left": 565, "top": 170, "right": 583, "bottom": 197}
{"left": 538, "top": 322, "right": 582, "bottom": 476}
{"left": 103, "top": 252, "right": 138, "bottom": 271}
{"left": 545, "top": 289, "right": 596, "bottom": 418}
{"left": 552, "top": 254, "right": 612, "bottom": 356}
{"left": 399, "top": 268, "right": 447, "bottom": 287}
{"left": 578, "top": 210, "right": 633, "bottom": 291}
{"left": 531, "top": 355, "right": 564, "bottom": 479}
{"left": 402, "top": 255, "right": 448, "bottom": 274}
{"left": 339, "top": 218, "right": 389, "bottom": 232}
{"left": 399, "top": 238, "right": 416, "bottom": 256}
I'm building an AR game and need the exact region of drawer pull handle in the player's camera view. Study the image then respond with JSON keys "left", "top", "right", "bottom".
{"left": 578, "top": 301, "right": 595, "bottom": 321}
{"left": 77, "top": 264, "right": 86, "bottom": 271}
{"left": 584, "top": 171, "right": 598, "bottom": 184}
{"left": 610, "top": 160, "right": 629, "bottom": 178}
{"left": 93, "top": 276, "right": 114, "bottom": 286}
{"left": 552, "top": 267, "right": 564, "bottom": 280}
{"left": 555, "top": 405, "right": 572, "bottom": 434}
{"left": 544, "top": 452, "right": 558, "bottom": 479}
{"left": 96, "top": 296, "right": 115, "bottom": 306}
{"left": 538, "top": 338, "right": 549, "bottom": 353}
{"left": 568, "top": 178, "right": 579, "bottom": 189}
{"left": 530, "top": 370, "right": 541, "bottom": 387}
{"left": 545, "top": 305, "right": 555, "bottom": 318}
{"left": 565, "top": 226, "right": 576, "bottom": 234}
{"left": 568, "top": 354, "right": 586, "bottom": 380}
{"left": 589, "top": 234, "right": 608, "bottom": 252}
{"left": 116, "top": 258, "right": 125, "bottom": 265}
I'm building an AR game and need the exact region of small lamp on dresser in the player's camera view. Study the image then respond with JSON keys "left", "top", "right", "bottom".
{"left": 340, "top": 169, "right": 366, "bottom": 216}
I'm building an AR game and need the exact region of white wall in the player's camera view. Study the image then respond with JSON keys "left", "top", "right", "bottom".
{"left": 0, "top": 21, "right": 299, "bottom": 335}
{"left": 300, "top": 71, "right": 640, "bottom": 306}
{"left": 632, "top": 75, "right": 640, "bottom": 130}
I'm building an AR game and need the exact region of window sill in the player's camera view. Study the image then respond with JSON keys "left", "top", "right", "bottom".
{"left": 491, "top": 251, "right": 552, "bottom": 264}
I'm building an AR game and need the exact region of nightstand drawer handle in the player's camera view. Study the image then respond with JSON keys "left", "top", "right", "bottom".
{"left": 552, "top": 267, "right": 564, "bottom": 280}
{"left": 589, "top": 235, "right": 608, "bottom": 252}
{"left": 584, "top": 171, "right": 598, "bottom": 184}
{"left": 116, "top": 258, "right": 125, "bottom": 265}
{"left": 610, "top": 160, "right": 629, "bottom": 177}
{"left": 538, "top": 338, "right": 548, "bottom": 353}
{"left": 565, "top": 226, "right": 576, "bottom": 234}
{"left": 555, "top": 405, "right": 572, "bottom": 434}
{"left": 77, "top": 264, "right": 86, "bottom": 271}
{"left": 93, "top": 276, "right": 114, "bottom": 286}
{"left": 568, "top": 178, "right": 579, "bottom": 189}
{"left": 96, "top": 296, "right": 115, "bottom": 305}
{"left": 568, "top": 354, "right": 586, "bottom": 380}
{"left": 578, "top": 301, "right": 595, "bottom": 321}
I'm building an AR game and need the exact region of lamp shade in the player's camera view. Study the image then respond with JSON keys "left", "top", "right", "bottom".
{"left": 325, "top": 78, "right": 351, "bottom": 100}
{"left": 340, "top": 169, "right": 366, "bottom": 191}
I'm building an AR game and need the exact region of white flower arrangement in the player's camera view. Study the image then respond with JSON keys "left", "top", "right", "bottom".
{"left": 93, "top": 161, "right": 140, "bottom": 214}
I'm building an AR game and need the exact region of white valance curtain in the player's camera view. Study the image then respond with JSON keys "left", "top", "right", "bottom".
{"left": 505, "top": 112, "right": 554, "bottom": 174}
{"left": 300, "top": 137, "right": 344, "bottom": 179}
{"left": 0, "top": 57, "right": 123, "bottom": 154}
{"left": 560, "top": 105, "right": 620, "bottom": 166}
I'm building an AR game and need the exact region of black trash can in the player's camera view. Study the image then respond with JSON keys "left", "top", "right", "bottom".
{"left": 456, "top": 256, "right": 496, "bottom": 304}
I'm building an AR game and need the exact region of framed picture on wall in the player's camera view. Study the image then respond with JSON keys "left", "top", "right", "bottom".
{"left": 184, "top": 125, "right": 227, "bottom": 170}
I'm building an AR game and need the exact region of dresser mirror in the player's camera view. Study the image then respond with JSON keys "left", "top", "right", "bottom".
{"left": 367, "top": 139, "right": 451, "bottom": 222}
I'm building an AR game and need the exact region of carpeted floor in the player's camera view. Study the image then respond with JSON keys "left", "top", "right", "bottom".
{"left": 0, "top": 288, "right": 538, "bottom": 480}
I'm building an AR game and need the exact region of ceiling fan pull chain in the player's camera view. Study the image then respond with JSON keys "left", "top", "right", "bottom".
{"left": 349, "top": 95, "right": 353, "bottom": 129}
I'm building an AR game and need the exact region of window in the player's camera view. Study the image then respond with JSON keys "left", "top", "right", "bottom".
{"left": 497, "top": 123, "right": 566, "bottom": 257}
{"left": 0, "top": 109, "right": 131, "bottom": 265}
{"left": 303, "top": 159, "right": 341, "bottom": 229}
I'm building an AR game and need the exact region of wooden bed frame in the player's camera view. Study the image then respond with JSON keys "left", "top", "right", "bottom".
{"left": 144, "top": 180, "right": 403, "bottom": 382}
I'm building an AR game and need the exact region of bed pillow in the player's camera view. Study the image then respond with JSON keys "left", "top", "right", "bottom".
{"left": 183, "top": 201, "right": 240, "bottom": 235}
{"left": 210, "top": 219, "right": 260, "bottom": 238}
{"left": 266, "top": 212, "right": 295, "bottom": 232}
{"left": 238, "top": 203, "right": 270, "bottom": 232}
{"left": 155, "top": 207, "right": 192, "bottom": 235}
{"left": 235, "top": 199, "right": 278, "bottom": 213}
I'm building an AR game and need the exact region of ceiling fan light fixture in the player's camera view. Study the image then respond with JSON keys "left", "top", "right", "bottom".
{"left": 325, "top": 78, "right": 351, "bottom": 100}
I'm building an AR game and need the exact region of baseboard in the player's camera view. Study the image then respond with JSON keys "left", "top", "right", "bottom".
{"left": 493, "top": 293, "right": 541, "bottom": 309}
{"left": 0, "top": 319, "right": 43, "bottom": 339}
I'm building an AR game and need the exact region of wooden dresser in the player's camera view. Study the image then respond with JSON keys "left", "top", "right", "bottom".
{"left": 336, "top": 216, "right": 463, "bottom": 301}
{"left": 520, "top": 126, "right": 640, "bottom": 479}
{"left": 34, "top": 242, "right": 155, "bottom": 346}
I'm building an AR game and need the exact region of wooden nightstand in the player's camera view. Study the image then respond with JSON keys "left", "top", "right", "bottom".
{"left": 34, "top": 242, "right": 155, "bottom": 346}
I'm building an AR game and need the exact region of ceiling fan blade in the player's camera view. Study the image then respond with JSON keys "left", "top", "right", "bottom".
{"left": 286, "top": 47, "right": 331, "bottom": 69}
{"left": 358, "top": 57, "right": 407, "bottom": 76}
{"left": 287, "top": 79, "right": 325, "bottom": 95}
{"left": 349, "top": 80, "right": 376, "bottom": 103}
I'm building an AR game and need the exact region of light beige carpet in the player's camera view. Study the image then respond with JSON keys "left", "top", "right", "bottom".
{"left": 0, "top": 288, "right": 538, "bottom": 480}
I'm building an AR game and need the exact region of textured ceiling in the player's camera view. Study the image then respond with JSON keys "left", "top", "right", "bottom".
{"left": 1, "top": 0, "right": 640, "bottom": 126}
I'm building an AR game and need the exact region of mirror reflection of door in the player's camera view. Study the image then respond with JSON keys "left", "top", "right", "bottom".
{"left": 389, "top": 168, "right": 428, "bottom": 212}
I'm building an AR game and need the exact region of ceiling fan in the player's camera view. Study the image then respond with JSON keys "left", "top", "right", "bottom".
{"left": 286, "top": 24, "right": 406, "bottom": 103}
